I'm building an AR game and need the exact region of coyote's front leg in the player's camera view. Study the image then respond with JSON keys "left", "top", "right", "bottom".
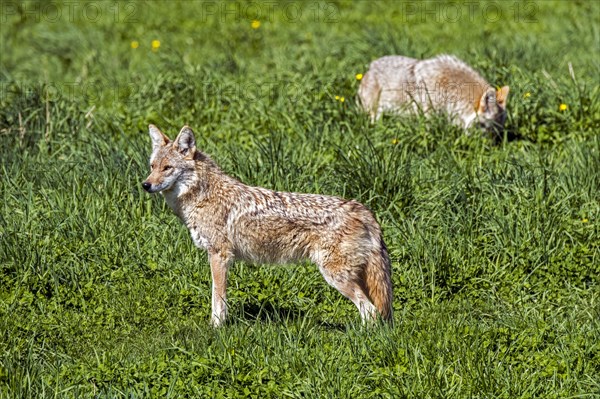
{"left": 209, "top": 251, "right": 232, "bottom": 327}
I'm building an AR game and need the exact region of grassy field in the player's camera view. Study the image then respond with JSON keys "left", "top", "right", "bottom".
{"left": 1, "top": 0, "right": 599, "bottom": 397}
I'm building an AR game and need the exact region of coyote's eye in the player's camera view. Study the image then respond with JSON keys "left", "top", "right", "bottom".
{"left": 162, "top": 165, "right": 173, "bottom": 172}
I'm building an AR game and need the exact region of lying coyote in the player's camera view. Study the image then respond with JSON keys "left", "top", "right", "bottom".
{"left": 358, "top": 54, "right": 509, "bottom": 133}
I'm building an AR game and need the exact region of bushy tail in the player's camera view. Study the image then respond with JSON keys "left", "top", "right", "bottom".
{"left": 357, "top": 71, "right": 381, "bottom": 122}
{"left": 365, "top": 238, "right": 393, "bottom": 323}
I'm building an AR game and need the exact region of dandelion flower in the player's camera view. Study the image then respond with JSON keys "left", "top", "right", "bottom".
{"left": 151, "top": 40, "right": 161, "bottom": 51}
{"left": 356, "top": 73, "right": 363, "bottom": 81}
{"left": 340, "top": 96, "right": 345, "bottom": 102}
{"left": 582, "top": 218, "right": 589, "bottom": 223}
{"left": 391, "top": 138, "right": 399, "bottom": 145}
{"left": 131, "top": 40, "right": 139, "bottom": 49}
{"left": 559, "top": 103, "right": 568, "bottom": 111}
{"left": 251, "top": 20, "right": 261, "bottom": 29}
{"left": 523, "top": 92, "right": 531, "bottom": 99}
{"left": 335, "top": 95, "right": 340, "bottom": 100}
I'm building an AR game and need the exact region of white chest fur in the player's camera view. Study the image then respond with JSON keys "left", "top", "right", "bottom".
{"left": 190, "top": 229, "right": 211, "bottom": 250}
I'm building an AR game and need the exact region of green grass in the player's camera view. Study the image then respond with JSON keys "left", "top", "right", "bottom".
{"left": 1, "top": 1, "right": 599, "bottom": 397}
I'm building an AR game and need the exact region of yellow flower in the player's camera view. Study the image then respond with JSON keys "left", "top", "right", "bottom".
{"left": 151, "top": 40, "right": 161, "bottom": 51}
{"left": 340, "top": 96, "right": 345, "bottom": 102}
{"left": 559, "top": 103, "right": 568, "bottom": 111}
{"left": 251, "top": 20, "right": 261, "bottom": 29}
{"left": 335, "top": 95, "right": 340, "bottom": 100}
{"left": 130, "top": 40, "right": 139, "bottom": 49}
{"left": 356, "top": 73, "right": 363, "bottom": 81}
{"left": 391, "top": 138, "right": 399, "bottom": 145}
{"left": 523, "top": 92, "right": 531, "bottom": 98}
{"left": 582, "top": 218, "right": 589, "bottom": 223}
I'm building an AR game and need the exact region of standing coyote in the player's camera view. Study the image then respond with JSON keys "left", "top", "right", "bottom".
{"left": 142, "top": 125, "right": 393, "bottom": 326}
{"left": 358, "top": 54, "right": 509, "bottom": 133}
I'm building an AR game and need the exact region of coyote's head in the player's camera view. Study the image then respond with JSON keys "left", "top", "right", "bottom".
{"left": 476, "top": 85, "right": 509, "bottom": 135}
{"left": 142, "top": 125, "right": 197, "bottom": 194}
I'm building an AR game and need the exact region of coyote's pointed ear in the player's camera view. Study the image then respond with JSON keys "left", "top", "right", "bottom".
{"left": 496, "top": 86, "right": 509, "bottom": 108}
{"left": 173, "top": 126, "right": 196, "bottom": 159}
{"left": 478, "top": 87, "right": 497, "bottom": 114}
{"left": 149, "top": 124, "right": 170, "bottom": 149}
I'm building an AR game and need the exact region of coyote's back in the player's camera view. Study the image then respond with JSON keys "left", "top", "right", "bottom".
{"left": 142, "top": 125, "right": 393, "bottom": 326}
